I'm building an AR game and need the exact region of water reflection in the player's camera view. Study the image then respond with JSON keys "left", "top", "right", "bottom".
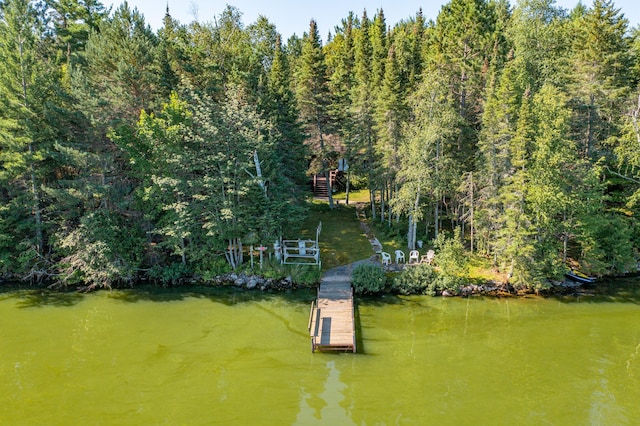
{"left": 295, "top": 359, "right": 355, "bottom": 425}
{"left": 4, "top": 289, "right": 85, "bottom": 308}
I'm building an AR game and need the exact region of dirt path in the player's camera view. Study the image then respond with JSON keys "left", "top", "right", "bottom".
{"left": 354, "top": 203, "right": 382, "bottom": 254}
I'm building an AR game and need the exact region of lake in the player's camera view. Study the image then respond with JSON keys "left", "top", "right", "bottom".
{"left": 1, "top": 283, "right": 639, "bottom": 425}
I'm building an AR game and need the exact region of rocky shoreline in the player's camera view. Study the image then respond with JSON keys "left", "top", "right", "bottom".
{"left": 0, "top": 268, "right": 617, "bottom": 297}
{"left": 206, "top": 272, "right": 302, "bottom": 291}
{"left": 447, "top": 278, "right": 595, "bottom": 298}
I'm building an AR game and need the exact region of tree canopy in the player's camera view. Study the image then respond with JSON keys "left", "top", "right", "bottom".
{"left": 1, "top": 0, "right": 639, "bottom": 288}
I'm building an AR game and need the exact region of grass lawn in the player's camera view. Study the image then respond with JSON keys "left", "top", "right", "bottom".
{"left": 332, "top": 189, "right": 371, "bottom": 204}
{"left": 295, "top": 197, "right": 504, "bottom": 282}
{"left": 299, "top": 200, "right": 373, "bottom": 271}
{"left": 366, "top": 214, "right": 413, "bottom": 259}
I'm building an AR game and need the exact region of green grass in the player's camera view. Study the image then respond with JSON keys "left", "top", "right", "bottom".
{"left": 369, "top": 217, "right": 409, "bottom": 256}
{"left": 299, "top": 201, "right": 373, "bottom": 271}
{"left": 332, "top": 189, "right": 371, "bottom": 204}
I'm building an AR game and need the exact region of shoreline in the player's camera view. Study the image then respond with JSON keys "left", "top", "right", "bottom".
{"left": 1, "top": 271, "right": 637, "bottom": 299}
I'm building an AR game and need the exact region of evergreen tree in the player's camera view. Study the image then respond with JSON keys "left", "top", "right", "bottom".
{"left": 0, "top": 0, "right": 47, "bottom": 263}
{"left": 570, "top": 0, "right": 631, "bottom": 158}
{"left": 296, "top": 19, "right": 335, "bottom": 208}
{"left": 265, "top": 34, "right": 308, "bottom": 187}
{"left": 495, "top": 88, "right": 536, "bottom": 285}
{"left": 351, "top": 10, "right": 378, "bottom": 216}
{"left": 429, "top": 0, "right": 496, "bottom": 165}
{"left": 156, "top": 5, "right": 188, "bottom": 98}
{"left": 374, "top": 44, "right": 405, "bottom": 223}
{"left": 46, "top": 0, "right": 108, "bottom": 65}
{"left": 409, "top": 8, "right": 425, "bottom": 88}
{"left": 370, "top": 9, "right": 387, "bottom": 92}
{"left": 476, "top": 57, "right": 527, "bottom": 258}
{"left": 326, "top": 13, "right": 356, "bottom": 202}
{"left": 77, "top": 2, "right": 158, "bottom": 127}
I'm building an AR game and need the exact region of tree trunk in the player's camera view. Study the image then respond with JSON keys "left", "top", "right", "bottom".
{"left": 30, "top": 164, "right": 43, "bottom": 253}
{"left": 253, "top": 150, "right": 267, "bottom": 198}
{"left": 370, "top": 188, "right": 376, "bottom": 220}
{"left": 325, "top": 169, "right": 334, "bottom": 208}
{"left": 408, "top": 189, "right": 421, "bottom": 250}
{"left": 226, "top": 239, "right": 237, "bottom": 270}
{"left": 408, "top": 215, "right": 416, "bottom": 250}
{"left": 562, "top": 211, "right": 568, "bottom": 264}
{"left": 586, "top": 93, "right": 594, "bottom": 158}
{"left": 380, "top": 183, "right": 385, "bottom": 223}
{"left": 434, "top": 195, "right": 440, "bottom": 240}
{"left": 20, "top": 37, "right": 43, "bottom": 254}
{"left": 345, "top": 171, "right": 350, "bottom": 205}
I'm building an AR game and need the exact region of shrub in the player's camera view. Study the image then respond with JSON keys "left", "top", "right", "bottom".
{"left": 242, "top": 259, "right": 321, "bottom": 287}
{"left": 433, "top": 230, "right": 468, "bottom": 278}
{"left": 393, "top": 263, "right": 438, "bottom": 295}
{"left": 352, "top": 263, "right": 387, "bottom": 294}
{"left": 196, "top": 257, "right": 231, "bottom": 281}
{"left": 288, "top": 264, "right": 322, "bottom": 287}
{"left": 148, "top": 262, "right": 191, "bottom": 286}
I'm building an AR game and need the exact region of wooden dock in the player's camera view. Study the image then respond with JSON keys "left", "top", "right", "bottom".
{"left": 308, "top": 277, "right": 356, "bottom": 353}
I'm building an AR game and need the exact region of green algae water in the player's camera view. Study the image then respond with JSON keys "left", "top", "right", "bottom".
{"left": 1, "top": 285, "right": 640, "bottom": 425}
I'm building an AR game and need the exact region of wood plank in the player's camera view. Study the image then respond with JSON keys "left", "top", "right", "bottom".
{"left": 309, "top": 277, "right": 356, "bottom": 353}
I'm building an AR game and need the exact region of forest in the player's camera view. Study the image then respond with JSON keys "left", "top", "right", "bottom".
{"left": 1, "top": 0, "right": 640, "bottom": 290}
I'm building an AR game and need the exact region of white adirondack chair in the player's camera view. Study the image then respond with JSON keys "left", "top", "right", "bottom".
{"left": 421, "top": 249, "right": 435, "bottom": 264}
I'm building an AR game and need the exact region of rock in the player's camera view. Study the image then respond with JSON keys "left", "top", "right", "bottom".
{"left": 246, "top": 278, "right": 258, "bottom": 289}
{"left": 284, "top": 275, "right": 292, "bottom": 284}
{"left": 442, "top": 290, "right": 454, "bottom": 297}
{"left": 234, "top": 278, "right": 245, "bottom": 287}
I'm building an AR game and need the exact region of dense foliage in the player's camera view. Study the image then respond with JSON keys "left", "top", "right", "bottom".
{"left": 1, "top": 0, "right": 640, "bottom": 289}
{"left": 352, "top": 263, "right": 387, "bottom": 294}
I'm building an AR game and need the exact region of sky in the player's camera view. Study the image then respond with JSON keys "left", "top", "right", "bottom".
{"left": 107, "top": 0, "right": 640, "bottom": 39}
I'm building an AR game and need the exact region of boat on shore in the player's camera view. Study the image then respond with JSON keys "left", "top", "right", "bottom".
{"left": 565, "top": 270, "right": 596, "bottom": 284}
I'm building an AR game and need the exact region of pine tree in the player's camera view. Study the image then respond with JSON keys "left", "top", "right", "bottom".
{"left": 476, "top": 57, "right": 527, "bottom": 258}
{"left": 430, "top": 0, "right": 496, "bottom": 158}
{"left": 351, "top": 10, "right": 377, "bottom": 216}
{"left": 570, "top": 0, "right": 631, "bottom": 158}
{"left": 296, "top": 19, "right": 335, "bottom": 208}
{"left": 409, "top": 8, "right": 425, "bottom": 88}
{"left": 265, "top": 34, "right": 308, "bottom": 187}
{"left": 370, "top": 9, "right": 387, "bottom": 92}
{"left": 77, "top": 2, "right": 159, "bottom": 127}
{"left": 46, "top": 0, "right": 107, "bottom": 66}
{"left": 157, "top": 5, "right": 187, "bottom": 97}
{"left": 495, "top": 88, "right": 536, "bottom": 285}
{"left": 326, "top": 13, "right": 356, "bottom": 202}
{"left": 374, "top": 44, "right": 405, "bottom": 223}
{"left": 0, "top": 0, "right": 46, "bottom": 259}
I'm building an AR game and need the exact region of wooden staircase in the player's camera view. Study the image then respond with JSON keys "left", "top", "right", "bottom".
{"left": 313, "top": 175, "right": 329, "bottom": 197}
{"left": 312, "top": 171, "right": 344, "bottom": 198}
